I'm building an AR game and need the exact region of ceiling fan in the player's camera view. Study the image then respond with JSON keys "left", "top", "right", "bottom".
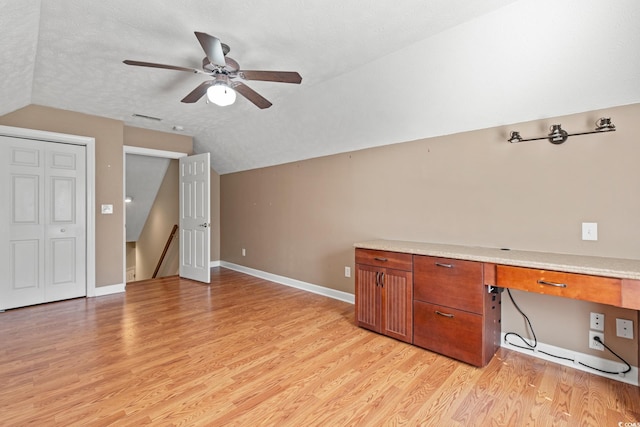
{"left": 124, "top": 32, "right": 302, "bottom": 109}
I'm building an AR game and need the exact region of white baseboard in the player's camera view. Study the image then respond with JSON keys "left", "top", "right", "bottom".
{"left": 92, "top": 283, "right": 126, "bottom": 297}
{"left": 501, "top": 333, "right": 638, "bottom": 386}
{"left": 210, "top": 260, "right": 221, "bottom": 268}
{"left": 219, "top": 261, "right": 355, "bottom": 304}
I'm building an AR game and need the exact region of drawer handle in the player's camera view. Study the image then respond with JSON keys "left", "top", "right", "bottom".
{"left": 435, "top": 310, "right": 455, "bottom": 318}
{"left": 537, "top": 279, "right": 567, "bottom": 288}
{"left": 435, "top": 262, "right": 453, "bottom": 268}
{"left": 374, "top": 257, "right": 388, "bottom": 262}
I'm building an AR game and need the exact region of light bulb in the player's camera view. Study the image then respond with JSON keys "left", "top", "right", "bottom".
{"left": 206, "top": 84, "right": 236, "bottom": 106}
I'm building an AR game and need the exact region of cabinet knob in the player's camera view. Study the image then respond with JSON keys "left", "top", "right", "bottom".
{"left": 374, "top": 257, "right": 388, "bottom": 262}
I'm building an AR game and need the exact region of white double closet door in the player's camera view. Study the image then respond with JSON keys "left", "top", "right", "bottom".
{"left": 0, "top": 136, "right": 86, "bottom": 310}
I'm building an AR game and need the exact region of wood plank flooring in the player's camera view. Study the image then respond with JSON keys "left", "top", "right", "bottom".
{"left": 1, "top": 267, "right": 638, "bottom": 426}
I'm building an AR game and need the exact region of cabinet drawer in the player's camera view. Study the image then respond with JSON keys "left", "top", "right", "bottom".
{"left": 496, "top": 265, "right": 622, "bottom": 306}
{"left": 413, "top": 300, "right": 485, "bottom": 367}
{"left": 355, "top": 249, "right": 412, "bottom": 271}
{"left": 413, "top": 255, "right": 484, "bottom": 314}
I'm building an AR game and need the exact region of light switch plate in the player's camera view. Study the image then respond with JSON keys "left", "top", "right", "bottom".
{"left": 101, "top": 204, "right": 113, "bottom": 214}
{"left": 582, "top": 222, "right": 598, "bottom": 241}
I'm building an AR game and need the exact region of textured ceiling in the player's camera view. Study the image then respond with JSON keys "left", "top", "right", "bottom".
{"left": 2, "top": 0, "right": 640, "bottom": 174}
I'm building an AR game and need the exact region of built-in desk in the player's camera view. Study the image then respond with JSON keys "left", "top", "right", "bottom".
{"left": 354, "top": 240, "right": 640, "bottom": 369}
{"left": 354, "top": 240, "right": 640, "bottom": 310}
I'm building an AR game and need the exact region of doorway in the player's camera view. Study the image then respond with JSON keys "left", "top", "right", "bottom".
{"left": 123, "top": 146, "right": 187, "bottom": 284}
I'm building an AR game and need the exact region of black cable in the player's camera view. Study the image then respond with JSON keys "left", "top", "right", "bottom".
{"left": 503, "top": 289, "right": 538, "bottom": 350}
{"left": 504, "top": 289, "right": 632, "bottom": 376}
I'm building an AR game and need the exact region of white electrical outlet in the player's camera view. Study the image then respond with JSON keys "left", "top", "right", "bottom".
{"left": 242, "top": 248, "right": 246, "bottom": 256}
{"left": 344, "top": 266, "right": 351, "bottom": 278}
{"left": 616, "top": 318, "right": 634, "bottom": 339}
{"left": 590, "top": 312, "right": 604, "bottom": 331}
{"left": 589, "top": 331, "right": 604, "bottom": 351}
{"left": 582, "top": 222, "right": 598, "bottom": 241}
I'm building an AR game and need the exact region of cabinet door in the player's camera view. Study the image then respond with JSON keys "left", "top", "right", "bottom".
{"left": 355, "top": 264, "right": 381, "bottom": 332}
{"left": 381, "top": 269, "right": 413, "bottom": 343}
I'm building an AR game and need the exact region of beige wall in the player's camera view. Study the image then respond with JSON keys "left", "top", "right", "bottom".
{"left": 124, "top": 126, "right": 193, "bottom": 153}
{"left": 0, "top": 105, "right": 195, "bottom": 287}
{"left": 126, "top": 242, "right": 136, "bottom": 270}
{"left": 221, "top": 103, "right": 640, "bottom": 365}
{"left": 135, "top": 160, "right": 179, "bottom": 280}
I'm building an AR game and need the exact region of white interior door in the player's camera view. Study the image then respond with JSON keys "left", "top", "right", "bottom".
{"left": 0, "top": 136, "right": 86, "bottom": 310}
{"left": 179, "top": 153, "right": 210, "bottom": 283}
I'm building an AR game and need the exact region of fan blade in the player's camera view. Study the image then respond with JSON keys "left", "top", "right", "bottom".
{"left": 181, "top": 81, "right": 214, "bottom": 103}
{"left": 195, "top": 32, "right": 226, "bottom": 67}
{"left": 238, "top": 70, "right": 302, "bottom": 84}
{"left": 123, "top": 60, "right": 200, "bottom": 73}
{"left": 232, "top": 82, "right": 272, "bottom": 109}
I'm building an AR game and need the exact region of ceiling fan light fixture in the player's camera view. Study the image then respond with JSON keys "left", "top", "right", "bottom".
{"left": 206, "top": 83, "right": 236, "bottom": 106}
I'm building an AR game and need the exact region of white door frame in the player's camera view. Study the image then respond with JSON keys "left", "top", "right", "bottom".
{"left": 122, "top": 146, "right": 188, "bottom": 285}
{"left": 0, "top": 125, "right": 96, "bottom": 296}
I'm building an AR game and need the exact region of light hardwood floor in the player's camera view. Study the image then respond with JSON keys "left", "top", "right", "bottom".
{"left": 1, "top": 268, "right": 638, "bottom": 426}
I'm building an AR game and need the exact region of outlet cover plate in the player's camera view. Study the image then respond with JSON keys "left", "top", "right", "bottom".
{"left": 590, "top": 312, "right": 604, "bottom": 331}
{"left": 616, "top": 318, "right": 634, "bottom": 339}
{"left": 589, "top": 331, "right": 604, "bottom": 351}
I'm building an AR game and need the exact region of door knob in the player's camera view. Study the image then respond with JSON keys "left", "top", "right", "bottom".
{"left": 199, "top": 223, "right": 210, "bottom": 228}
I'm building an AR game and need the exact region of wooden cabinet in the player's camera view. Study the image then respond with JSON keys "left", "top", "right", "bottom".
{"left": 355, "top": 249, "right": 501, "bottom": 365}
{"left": 413, "top": 255, "right": 501, "bottom": 367}
{"left": 355, "top": 249, "right": 413, "bottom": 343}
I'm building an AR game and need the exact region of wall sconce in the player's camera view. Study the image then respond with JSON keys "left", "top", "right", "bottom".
{"left": 125, "top": 196, "right": 133, "bottom": 203}
{"left": 508, "top": 117, "right": 616, "bottom": 144}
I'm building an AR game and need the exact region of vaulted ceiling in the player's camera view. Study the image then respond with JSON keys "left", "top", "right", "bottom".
{"left": 2, "top": 0, "right": 639, "bottom": 174}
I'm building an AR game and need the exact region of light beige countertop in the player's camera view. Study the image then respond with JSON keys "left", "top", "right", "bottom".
{"left": 354, "top": 240, "right": 640, "bottom": 280}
